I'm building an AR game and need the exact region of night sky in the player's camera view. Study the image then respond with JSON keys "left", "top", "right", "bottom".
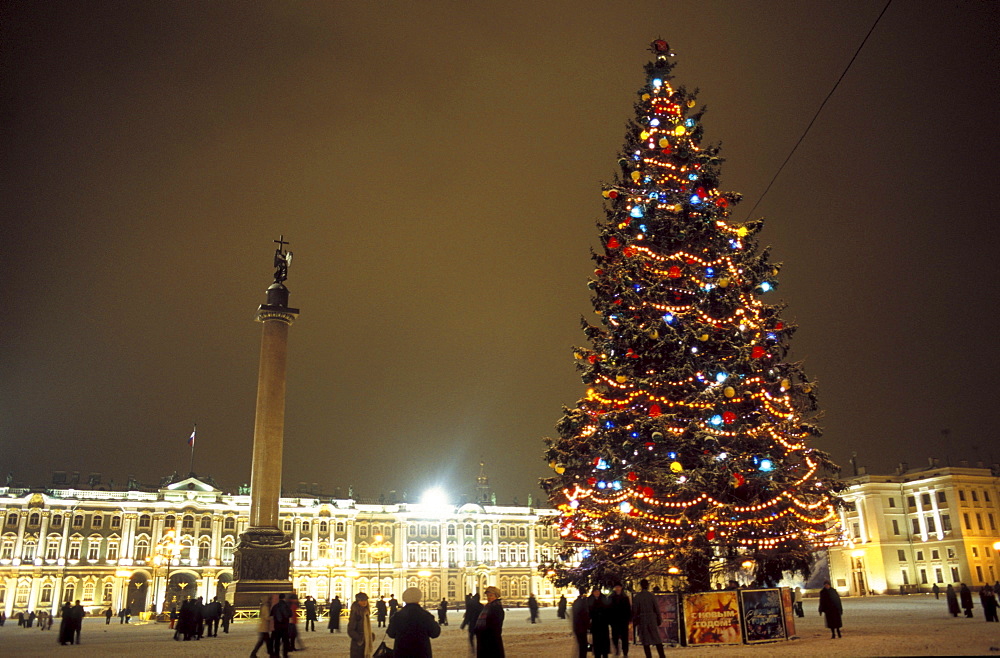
{"left": 2, "top": 2, "right": 997, "bottom": 503}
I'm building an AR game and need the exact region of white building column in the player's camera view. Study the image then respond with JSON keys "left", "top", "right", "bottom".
{"left": 914, "top": 494, "right": 928, "bottom": 541}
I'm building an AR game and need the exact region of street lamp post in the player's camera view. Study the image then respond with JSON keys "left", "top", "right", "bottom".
{"left": 148, "top": 530, "right": 182, "bottom": 616}
{"left": 367, "top": 535, "right": 392, "bottom": 598}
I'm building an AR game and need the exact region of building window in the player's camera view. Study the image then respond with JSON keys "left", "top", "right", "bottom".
{"left": 111, "top": 516, "right": 121, "bottom": 529}
{"left": 107, "top": 542, "right": 119, "bottom": 561}
{"left": 972, "top": 491, "right": 979, "bottom": 502}
{"left": 932, "top": 549, "right": 940, "bottom": 560}
{"left": 901, "top": 570, "right": 909, "bottom": 585}
{"left": 5, "top": 513, "right": 17, "bottom": 526}
{"left": 973, "top": 547, "right": 980, "bottom": 558}
{"left": 72, "top": 516, "right": 84, "bottom": 528}
{"left": 942, "top": 515, "right": 952, "bottom": 531}
{"left": 919, "top": 569, "right": 928, "bottom": 584}
{"left": 500, "top": 526, "right": 507, "bottom": 538}
{"left": 937, "top": 491, "right": 947, "bottom": 504}
{"left": 963, "top": 513, "right": 971, "bottom": 530}
{"left": 83, "top": 581, "right": 95, "bottom": 601}
{"left": 69, "top": 540, "right": 81, "bottom": 560}
{"left": 916, "top": 550, "right": 924, "bottom": 561}
{"left": 22, "top": 539, "right": 37, "bottom": 561}
{"left": 912, "top": 519, "right": 921, "bottom": 535}
{"left": 465, "top": 524, "right": 474, "bottom": 537}
{"left": 224, "top": 517, "right": 236, "bottom": 531}
{"left": 201, "top": 516, "right": 212, "bottom": 530}
{"left": 199, "top": 540, "right": 210, "bottom": 562}
{"left": 985, "top": 491, "right": 991, "bottom": 503}
{"left": 935, "top": 568, "right": 943, "bottom": 583}
{"left": 897, "top": 549, "right": 906, "bottom": 561}
{"left": 103, "top": 582, "right": 113, "bottom": 601}
{"left": 975, "top": 565, "right": 984, "bottom": 582}
{"left": 907, "top": 496, "right": 916, "bottom": 508}
{"left": 182, "top": 515, "right": 194, "bottom": 530}
{"left": 887, "top": 497, "right": 896, "bottom": 508}
{"left": 91, "top": 515, "right": 102, "bottom": 529}
{"left": 41, "top": 583, "right": 53, "bottom": 603}
{"left": 283, "top": 521, "right": 292, "bottom": 532}
{"left": 977, "top": 514, "right": 984, "bottom": 530}
{"left": 921, "top": 493, "right": 931, "bottom": 506}
{"left": 134, "top": 539, "right": 149, "bottom": 561}
{"left": 319, "top": 521, "right": 328, "bottom": 533}
{"left": 222, "top": 539, "right": 235, "bottom": 564}
{"left": 63, "top": 583, "right": 75, "bottom": 603}
{"left": 298, "top": 541, "right": 310, "bottom": 562}
{"left": 927, "top": 517, "right": 937, "bottom": 533}
{"left": 51, "top": 514, "right": 63, "bottom": 527}
{"left": 892, "top": 519, "right": 900, "bottom": 535}
{"left": 164, "top": 515, "right": 175, "bottom": 528}
{"left": 447, "top": 525, "right": 456, "bottom": 537}
{"left": 336, "top": 522, "right": 345, "bottom": 534}
{"left": 29, "top": 513, "right": 40, "bottom": 526}
{"left": 959, "top": 490, "right": 966, "bottom": 502}
{"left": 990, "top": 514, "right": 997, "bottom": 531}
{"left": 431, "top": 525, "right": 439, "bottom": 536}
{"left": 948, "top": 547, "right": 956, "bottom": 559}
{"left": 87, "top": 540, "right": 99, "bottom": 561}
{"left": 138, "top": 515, "right": 151, "bottom": 529}
{"left": 46, "top": 538, "right": 59, "bottom": 560}
{"left": 419, "top": 524, "right": 428, "bottom": 536}
{"left": 483, "top": 526, "right": 491, "bottom": 538}
{"left": 952, "top": 567, "right": 960, "bottom": 581}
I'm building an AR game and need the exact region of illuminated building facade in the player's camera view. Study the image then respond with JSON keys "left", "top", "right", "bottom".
{"left": 828, "top": 463, "right": 1000, "bottom": 595}
{"left": 0, "top": 476, "right": 571, "bottom": 616}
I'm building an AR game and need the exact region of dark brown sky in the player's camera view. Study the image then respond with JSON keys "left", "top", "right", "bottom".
{"left": 2, "top": 1, "right": 997, "bottom": 502}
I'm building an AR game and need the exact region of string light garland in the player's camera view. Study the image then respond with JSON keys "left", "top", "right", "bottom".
{"left": 541, "top": 40, "right": 844, "bottom": 590}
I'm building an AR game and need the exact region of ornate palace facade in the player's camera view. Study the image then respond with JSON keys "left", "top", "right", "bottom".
{"left": 0, "top": 476, "right": 571, "bottom": 616}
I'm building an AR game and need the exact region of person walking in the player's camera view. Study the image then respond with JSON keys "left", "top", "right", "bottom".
{"left": 104, "top": 607, "right": 113, "bottom": 625}
{"left": 437, "top": 597, "right": 449, "bottom": 626}
{"left": 960, "top": 583, "right": 975, "bottom": 618}
{"left": 327, "top": 595, "right": 343, "bottom": 633}
{"left": 632, "top": 579, "right": 665, "bottom": 658}
{"left": 946, "top": 584, "right": 960, "bottom": 617}
{"left": 932, "top": 583, "right": 941, "bottom": 600}
{"left": 589, "top": 587, "right": 611, "bottom": 658}
{"left": 557, "top": 594, "right": 568, "bottom": 620}
{"left": 69, "top": 600, "right": 84, "bottom": 644}
{"left": 608, "top": 583, "right": 631, "bottom": 657}
{"left": 222, "top": 600, "right": 235, "bottom": 634}
{"left": 460, "top": 591, "right": 484, "bottom": 652}
{"left": 527, "top": 594, "right": 539, "bottom": 624}
{"left": 389, "top": 594, "right": 399, "bottom": 620}
{"left": 119, "top": 607, "right": 128, "bottom": 624}
{"left": 376, "top": 596, "right": 388, "bottom": 628}
{"left": 474, "top": 585, "right": 505, "bottom": 658}
{"left": 37, "top": 610, "right": 48, "bottom": 630}
{"left": 304, "top": 595, "right": 318, "bottom": 631}
{"left": 818, "top": 581, "right": 843, "bottom": 639}
{"left": 387, "top": 587, "right": 441, "bottom": 657}
{"left": 58, "top": 602, "right": 73, "bottom": 645}
{"left": 249, "top": 595, "right": 275, "bottom": 658}
{"left": 270, "top": 593, "right": 294, "bottom": 657}
{"left": 793, "top": 587, "right": 805, "bottom": 617}
{"left": 348, "top": 592, "right": 375, "bottom": 658}
{"left": 571, "top": 589, "right": 591, "bottom": 658}
{"left": 981, "top": 585, "right": 1000, "bottom": 622}
{"left": 205, "top": 596, "right": 222, "bottom": 637}
{"left": 288, "top": 592, "right": 306, "bottom": 651}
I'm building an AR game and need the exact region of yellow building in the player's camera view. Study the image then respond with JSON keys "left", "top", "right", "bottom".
{"left": 0, "top": 475, "right": 572, "bottom": 616}
{"left": 829, "top": 462, "right": 1000, "bottom": 595}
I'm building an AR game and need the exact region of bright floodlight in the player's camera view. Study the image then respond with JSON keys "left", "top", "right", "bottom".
{"left": 421, "top": 487, "right": 449, "bottom": 507}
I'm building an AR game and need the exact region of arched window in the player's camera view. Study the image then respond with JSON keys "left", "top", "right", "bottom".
{"left": 500, "top": 526, "right": 507, "bottom": 538}
{"left": 46, "top": 535, "right": 60, "bottom": 560}
{"left": 519, "top": 526, "right": 527, "bottom": 538}
{"left": 163, "top": 515, "right": 175, "bottom": 528}
{"left": 5, "top": 512, "right": 17, "bottom": 526}
{"left": 91, "top": 514, "right": 103, "bottom": 529}
{"left": 319, "top": 521, "right": 328, "bottom": 533}
{"left": 68, "top": 538, "right": 81, "bottom": 560}
{"left": 86, "top": 536, "right": 101, "bottom": 561}
{"left": 318, "top": 542, "right": 329, "bottom": 559}
{"left": 199, "top": 538, "right": 211, "bottom": 562}
{"left": 336, "top": 522, "right": 345, "bottom": 534}
{"left": 283, "top": 520, "right": 292, "bottom": 532}
{"left": 201, "top": 516, "right": 212, "bottom": 529}
{"left": 334, "top": 539, "right": 346, "bottom": 562}
{"left": 51, "top": 514, "right": 63, "bottom": 527}
{"left": 82, "top": 580, "right": 96, "bottom": 601}
{"left": 301, "top": 521, "right": 310, "bottom": 533}
{"left": 138, "top": 514, "right": 151, "bottom": 529}
{"left": 111, "top": 515, "right": 122, "bottom": 529}
{"left": 107, "top": 540, "right": 119, "bottom": 561}
{"left": 465, "top": 524, "right": 474, "bottom": 537}
{"left": 134, "top": 537, "right": 150, "bottom": 561}
{"left": 40, "top": 583, "right": 53, "bottom": 603}
{"left": 22, "top": 538, "right": 37, "bottom": 561}
{"left": 28, "top": 513, "right": 40, "bottom": 526}
{"left": 103, "top": 582, "right": 113, "bottom": 601}
{"left": 221, "top": 538, "right": 235, "bottom": 564}
{"left": 2, "top": 535, "right": 16, "bottom": 559}
{"left": 182, "top": 515, "right": 194, "bottom": 530}
{"left": 298, "top": 540, "right": 311, "bottom": 562}
{"left": 15, "top": 581, "right": 30, "bottom": 607}
{"left": 224, "top": 517, "right": 236, "bottom": 531}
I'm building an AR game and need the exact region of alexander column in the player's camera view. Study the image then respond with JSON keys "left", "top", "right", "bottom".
{"left": 231, "top": 236, "right": 299, "bottom": 607}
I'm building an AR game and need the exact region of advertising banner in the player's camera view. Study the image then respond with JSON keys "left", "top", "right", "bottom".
{"left": 682, "top": 591, "right": 742, "bottom": 645}
{"left": 780, "top": 587, "right": 797, "bottom": 639}
{"left": 653, "top": 593, "right": 681, "bottom": 645}
{"left": 739, "top": 588, "right": 786, "bottom": 643}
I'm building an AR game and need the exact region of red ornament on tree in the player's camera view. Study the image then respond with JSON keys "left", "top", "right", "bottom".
{"left": 608, "top": 190, "right": 619, "bottom": 199}
{"left": 652, "top": 39, "right": 670, "bottom": 53}
{"left": 774, "top": 322, "right": 784, "bottom": 331}
{"left": 588, "top": 354, "right": 598, "bottom": 364}
{"left": 706, "top": 530, "right": 716, "bottom": 540}
{"left": 607, "top": 237, "right": 620, "bottom": 249}
{"left": 668, "top": 265, "right": 682, "bottom": 278}
{"left": 722, "top": 411, "right": 736, "bottom": 424}
{"left": 715, "top": 197, "right": 729, "bottom": 208}
{"left": 648, "top": 404, "right": 662, "bottom": 417}
{"left": 751, "top": 345, "right": 766, "bottom": 359}
{"left": 642, "top": 486, "right": 655, "bottom": 497}
{"left": 627, "top": 471, "right": 638, "bottom": 481}
{"left": 623, "top": 246, "right": 637, "bottom": 257}
{"left": 587, "top": 477, "right": 597, "bottom": 487}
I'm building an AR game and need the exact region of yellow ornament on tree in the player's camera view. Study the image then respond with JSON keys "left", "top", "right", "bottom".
{"left": 616, "top": 375, "right": 627, "bottom": 383}
{"left": 724, "top": 386, "right": 736, "bottom": 398}
{"left": 670, "top": 461, "right": 683, "bottom": 473}
{"left": 630, "top": 170, "right": 641, "bottom": 181}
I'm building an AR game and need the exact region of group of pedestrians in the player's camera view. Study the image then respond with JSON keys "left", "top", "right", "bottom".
{"left": 8, "top": 609, "right": 53, "bottom": 629}
{"left": 57, "top": 600, "right": 85, "bottom": 645}
{"left": 944, "top": 582, "right": 1000, "bottom": 621}
{"left": 571, "top": 579, "right": 664, "bottom": 658}
{"left": 251, "top": 592, "right": 309, "bottom": 658}
{"left": 170, "top": 596, "right": 234, "bottom": 640}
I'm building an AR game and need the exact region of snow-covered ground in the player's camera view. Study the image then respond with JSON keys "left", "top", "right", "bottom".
{"left": 2, "top": 595, "right": 998, "bottom": 656}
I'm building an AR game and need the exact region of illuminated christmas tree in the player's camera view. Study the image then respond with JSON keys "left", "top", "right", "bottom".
{"left": 542, "top": 40, "right": 843, "bottom": 592}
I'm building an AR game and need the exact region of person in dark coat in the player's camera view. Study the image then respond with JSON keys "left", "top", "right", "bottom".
{"left": 204, "top": 596, "right": 222, "bottom": 637}
{"left": 960, "top": 583, "right": 975, "bottom": 618}
{"left": 304, "top": 595, "right": 318, "bottom": 631}
{"left": 68, "top": 601, "right": 84, "bottom": 644}
{"left": 527, "top": 594, "right": 539, "bottom": 624}
{"left": 818, "top": 581, "right": 843, "bottom": 638}
{"left": 588, "top": 587, "right": 611, "bottom": 658}
{"left": 57, "top": 602, "right": 73, "bottom": 645}
{"left": 387, "top": 587, "right": 441, "bottom": 657}
{"left": 932, "top": 583, "right": 940, "bottom": 600}
{"left": 327, "top": 595, "right": 343, "bottom": 633}
{"left": 474, "top": 585, "right": 505, "bottom": 658}
{"left": 557, "top": 594, "right": 568, "bottom": 619}
{"left": 460, "top": 592, "right": 484, "bottom": 651}
{"left": 946, "top": 584, "right": 960, "bottom": 617}
{"left": 979, "top": 585, "right": 999, "bottom": 622}
{"left": 222, "top": 600, "right": 235, "bottom": 633}
{"left": 437, "top": 597, "right": 449, "bottom": 625}
{"left": 608, "top": 583, "right": 632, "bottom": 657}
{"left": 270, "top": 593, "right": 294, "bottom": 657}
{"left": 631, "top": 579, "right": 665, "bottom": 658}
{"left": 376, "top": 596, "right": 388, "bottom": 627}
{"left": 104, "top": 607, "right": 113, "bottom": 624}
{"left": 571, "top": 589, "right": 591, "bottom": 658}
{"left": 389, "top": 594, "right": 399, "bottom": 620}
{"left": 347, "top": 592, "right": 375, "bottom": 658}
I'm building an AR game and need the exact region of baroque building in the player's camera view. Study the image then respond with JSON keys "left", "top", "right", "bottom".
{"left": 828, "top": 462, "right": 1000, "bottom": 595}
{"left": 0, "top": 475, "right": 572, "bottom": 616}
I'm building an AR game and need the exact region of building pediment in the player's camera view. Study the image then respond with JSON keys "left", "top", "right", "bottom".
{"left": 163, "top": 477, "right": 218, "bottom": 493}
